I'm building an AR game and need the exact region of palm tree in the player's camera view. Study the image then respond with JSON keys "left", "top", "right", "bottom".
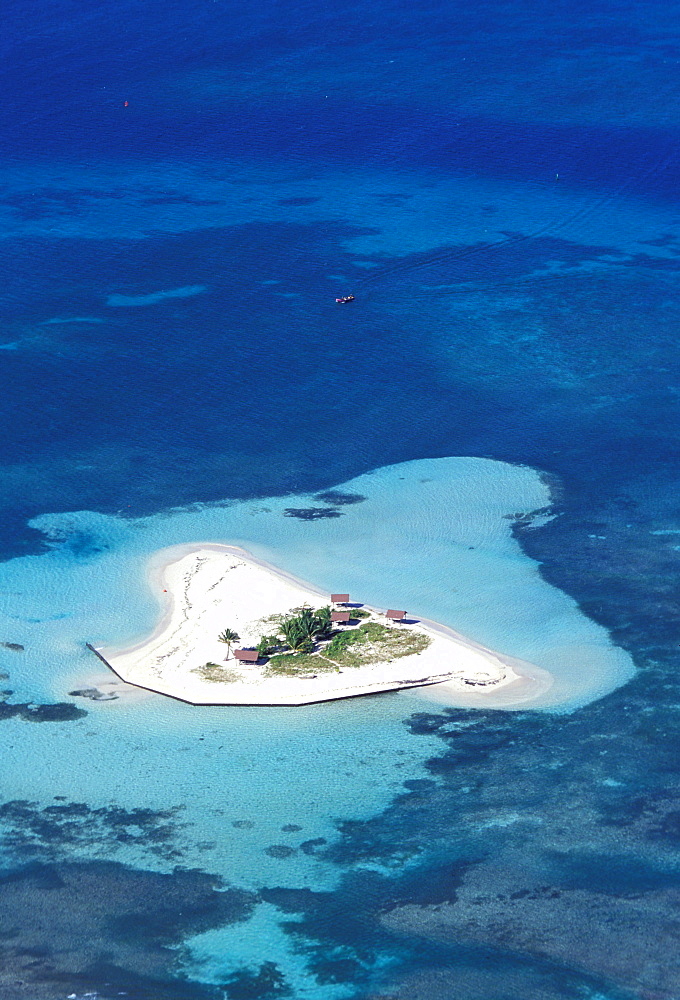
{"left": 279, "top": 607, "right": 333, "bottom": 652}
{"left": 218, "top": 628, "right": 240, "bottom": 660}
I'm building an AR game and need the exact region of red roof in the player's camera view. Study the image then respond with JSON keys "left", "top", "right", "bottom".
{"left": 234, "top": 649, "right": 259, "bottom": 661}
{"left": 331, "top": 593, "right": 350, "bottom": 602}
{"left": 331, "top": 611, "right": 351, "bottom": 622}
{"left": 386, "top": 609, "right": 406, "bottom": 619}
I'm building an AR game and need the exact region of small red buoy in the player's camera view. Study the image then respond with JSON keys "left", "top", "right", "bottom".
{"left": 124, "top": 101, "right": 129, "bottom": 107}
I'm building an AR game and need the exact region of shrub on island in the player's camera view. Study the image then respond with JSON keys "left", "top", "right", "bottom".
{"left": 194, "top": 662, "right": 241, "bottom": 683}
{"left": 278, "top": 607, "right": 333, "bottom": 652}
{"left": 326, "top": 621, "right": 431, "bottom": 668}
{"left": 326, "top": 629, "right": 361, "bottom": 658}
{"left": 207, "top": 608, "right": 432, "bottom": 684}
{"left": 256, "top": 634, "right": 281, "bottom": 658}
{"left": 265, "top": 653, "right": 338, "bottom": 676}
{"left": 264, "top": 620, "right": 432, "bottom": 677}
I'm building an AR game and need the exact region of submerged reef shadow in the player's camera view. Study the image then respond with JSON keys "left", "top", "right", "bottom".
{"left": 0, "top": 860, "right": 257, "bottom": 1000}
{"left": 0, "top": 799, "right": 186, "bottom": 862}
{"left": 0, "top": 701, "right": 86, "bottom": 723}
{"left": 274, "top": 687, "right": 680, "bottom": 1000}
{"left": 312, "top": 491, "right": 367, "bottom": 505}
{"left": 283, "top": 507, "right": 343, "bottom": 520}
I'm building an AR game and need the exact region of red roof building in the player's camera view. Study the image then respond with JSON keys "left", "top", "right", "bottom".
{"left": 233, "top": 649, "right": 259, "bottom": 663}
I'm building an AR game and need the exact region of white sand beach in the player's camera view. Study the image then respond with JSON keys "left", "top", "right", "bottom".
{"left": 93, "top": 544, "right": 553, "bottom": 707}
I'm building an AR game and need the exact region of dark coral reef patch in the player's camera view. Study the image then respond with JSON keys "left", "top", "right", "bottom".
{"left": 0, "top": 860, "right": 257, "bottom": 1000}
{"left": 282, "top": 507, "right": 343, "bottom": 520}
{"left": 0, "top": 701, "right": 86, "bottom": 722}
{"left": 0, "top": 800, "right": 186, "bottom": 862}
{"left": 312, "top": 491, "right": 366, "bottom": 505}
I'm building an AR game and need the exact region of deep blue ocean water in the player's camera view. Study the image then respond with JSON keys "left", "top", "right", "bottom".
{"left": 1, "top": 1, "right": 680, "bottom": 998}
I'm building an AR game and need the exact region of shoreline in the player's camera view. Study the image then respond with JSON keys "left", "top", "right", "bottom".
{"left": 90, "top": 543, "right": 554, "bottom": 708}
{"left": 100, "top": 542, "right": 332, "bottom": 660}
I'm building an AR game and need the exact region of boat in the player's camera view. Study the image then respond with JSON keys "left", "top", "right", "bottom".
{"left": 335, "top": 295, "right": 355, "bottom": 304}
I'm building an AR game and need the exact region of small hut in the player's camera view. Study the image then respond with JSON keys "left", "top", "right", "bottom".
{"left": 233, "top": 649, "right": 259, "bottom": 663}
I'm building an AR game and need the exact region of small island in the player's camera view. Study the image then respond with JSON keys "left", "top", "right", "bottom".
{"left": 89, "top": 544, "right": 551, "bottom": 706}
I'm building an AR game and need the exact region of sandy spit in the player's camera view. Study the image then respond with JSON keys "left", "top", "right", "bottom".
{"left": 91, "top": 544, "right": 553, "bottom": 708}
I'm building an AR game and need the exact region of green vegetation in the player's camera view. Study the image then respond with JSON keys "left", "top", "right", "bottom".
{"left": 326, "top": 621, "right": 431, "bottom": 668}
{"left": 207, "top": 607, "right": 430, "bottom": 683}
{"left": 278, "top": 606, "right": 332, "bottom": 652}
{"left": 255, "top": 606, "right": 334, "bottom": 653}
{"left": 256, "top": 634, "right": 280, "bottom": 657}
{"left": 193, "top": 662, "right": 240, "bottom": 683}
{"left": 265, "top": 653, "right": 338, "bottom": 676}
{"left": 325, "top": 629, "right": 363, "bottom": 658}
{"left": 217, "top": 627, "right": 240, "bottom": 659}
{"left": 264, "top": 619, "right": 431, "bottom": 675}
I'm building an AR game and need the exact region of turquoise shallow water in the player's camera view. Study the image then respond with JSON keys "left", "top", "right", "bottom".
{"left": 2, "top": 0, "right": 680, "bottom": 996}
{"left": 0, "top": 456, "right": 636, "bottom": 995}
{"left": 1, "top": 456, "right": 633, "bottom": 712}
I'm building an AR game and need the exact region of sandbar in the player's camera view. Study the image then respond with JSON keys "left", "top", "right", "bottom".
{"left": 91, "top": 544, "right": 553, "bottom": 707}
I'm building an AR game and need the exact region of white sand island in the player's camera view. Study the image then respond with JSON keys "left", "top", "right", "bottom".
{"left": 90, "top": 544, "right": 553, "bottom": 707}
